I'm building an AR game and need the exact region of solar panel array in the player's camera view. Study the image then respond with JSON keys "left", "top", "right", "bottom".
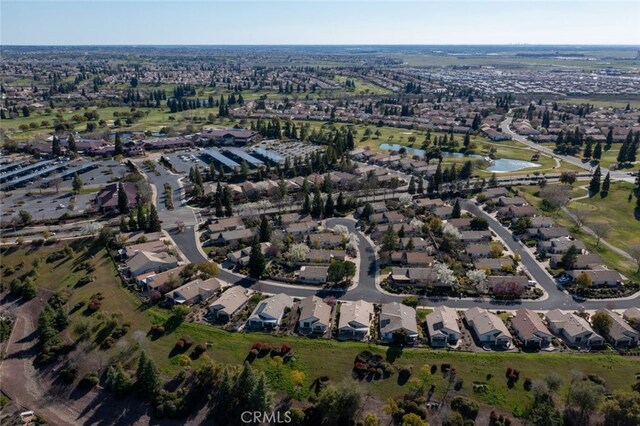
{"left": 224, "top": 148, "right": 264, "bottom": 167}
{"left": 251, "top": 147, "right": 285, "bottom": 164}
{"left": 203, "top": 148, "right": 240, "bottom": 168}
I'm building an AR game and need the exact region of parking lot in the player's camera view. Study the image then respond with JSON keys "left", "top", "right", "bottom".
{"left": 1, "top": 191, "right": 95, "bottom": 223}
{"left": 163, "top": 151, "right": 210, "bottom": 174}
{"left": 252, "top": 140, "right": 323, "bottom": 162}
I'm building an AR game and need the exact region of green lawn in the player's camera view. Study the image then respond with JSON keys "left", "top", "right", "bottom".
{"left": 2, "top": 240, "right": 640, "bottom": 416}
{"left": 333, "top": 75, "right": 392, "bottom": 96}
{"left": 567, "top": 182, "right": 640, "bottom": 255}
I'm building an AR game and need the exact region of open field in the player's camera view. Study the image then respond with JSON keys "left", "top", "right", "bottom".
{"left": 333, "top": 75, "right": 392, "bottom": 95}
{"left": 567, "top": 182, "right": 640, "bottom": 255}
{"left": 516, "top": 184, "right": 639, "bottom": 279}
{"left": 2, "top": 240, "right": 640, "bottom": 417}
{"left": 556, "top": 97, "right": 640, "bottom": 109}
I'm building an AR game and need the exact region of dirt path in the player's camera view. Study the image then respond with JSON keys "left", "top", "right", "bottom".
{"left": 0, "top": 289, "right": 82, "bottom": 425}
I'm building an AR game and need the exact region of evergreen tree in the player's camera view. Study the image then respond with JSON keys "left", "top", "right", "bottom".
{"left": 617, "top": 141, "right": 628, "bottom": 164}
{"left": 360, "top": 203, "right": 373, "bottom": 221}
{"left": 606, "top": 128, "right": 613, "bottom": 150}
{"left": 417, "top": 176, "right": 424, "bottom": 194}
{"left": 311, "top": 189, "right": 323, "bottom": 218}
{"left": 259, "top": 215, "right": 271, "bottom": 243}
{"left": 451, "top": 199, "right": 461, "bottom": 219}
{"left": 249, "top": 373, "right": 272, "bottom": 413}
{"left": 248, "top": 239, "right": 265, "bottom": 279}
{"left": 593, "top": 141, "right": 603, "bottom": 161}
{"left": 105, "top": 363, "right": 132, "bottom": 398}
{"left": 67, "top": 133, "right": 77, "bottom": 153}
{"left": 137, "top": 206, "right": 148, "bottom": 231}
{"left": 147, "top": 204, "right": 161, "bottom": 232}
{"left": 600, "top": 172, "right": 611, "bottom": 197}
{"left": 302, "top": 193, "right": 311, "bottom": 215}
{"left": 218, "top": 367, "right": 234, "bottom": 416}
{"left": 588, "top": 166, "right": 602, "bottom": 196}
{"left": 128, "top": 210, "right": 137, "bottom": 230}
{"left": 136, "top": 352, "right": 161, "bottom": 396}
{"left": 114, "top": 132, "right": 123, "bottom": 156}
{"left": 72, "top": 173, "right": 83, "bottom": 193}
{"left": 382, "top": 226, "right": 398, "bottom": 252}
{"left": 489, "top": 173, "right": 498, "bottom": 187}
{"left": 408, "top": 176, "right": 416, "bottom": 195}
{"left": 324, "top": 193, "right": 335, "bottom": 217}
{"left": 118, "top": 182, "right": 129, "bottom": 213}
{"left": 223, "top": 187, "right": 233, "bottom": 216}
{"left": 336, "top": 191, "right": 345, "bottom": 213}
{"left": 52, "top": 136, "right": 61, "bottom": 156}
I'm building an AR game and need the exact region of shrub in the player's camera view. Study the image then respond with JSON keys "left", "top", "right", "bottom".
{"left": 523, "top": 378, "right": 532, "bottom": 391}
{"left": 454, "top": 379, "right": 464, "bottom": 391}
{"left": 193, "top": 343, "right": 207, "bottom": 355}
{"left": 280, "top": 342, "right": 292, "bottom": 355}
{"left": 505, "top": 367, "right": 512, "bottom": 378}
{"left": 402, "top": 296, "right": 419, "bottom": 308}
{"left": 588, "top": 374, "right": 606, "bottom": 386}
{"left": 441, "top": 363, "right": 451, "bottom": 373}
{"left": 399, "top": 368, "right": 412, "bottom": 382}
{"left": 101, "top": 336, "right": 116, "bottom": 349}
{"left": 150, "top": 324, "right": 165, "bottom": 337}
{"left": 79, "top": 372, "right": 100, "bottom": 389}
{"left": 450, "top": 396, "right": 479, "bottom": 420}
{"left": 356, "top": 350, "right": 373, "bottom": 364}
{"left": 60, "top": 364, "right": 78, "bottom": 384}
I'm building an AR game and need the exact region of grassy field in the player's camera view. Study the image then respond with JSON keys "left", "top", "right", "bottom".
{"left": 556, "top": 97, "right": 640, "bottom": 109}
{"left": 516, "top": 184, "right": 639, "bottom": 279}
{"left": 567, "top": 182, "right": 640, "bottom": 255}
{"left": 2, "top": 240, "right": 640, "bottom": 416}
{"left": 333, "top": 75, "right": 392, "bottom": 96}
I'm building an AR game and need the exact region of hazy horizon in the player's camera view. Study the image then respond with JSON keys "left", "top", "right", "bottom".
{"left": 2, "top": 1, "right": 639, "bottom": 46}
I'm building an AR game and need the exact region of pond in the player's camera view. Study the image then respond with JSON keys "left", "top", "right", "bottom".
{"left": 379, "top": 143, "right": 483, "bottom": 159}
{"left": 487, "top": 158, "right": 541, "bottom": 173}
{"left": 378, "top": 143, "right": 540, "bottom": 172}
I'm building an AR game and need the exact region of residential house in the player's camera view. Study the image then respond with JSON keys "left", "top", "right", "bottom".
{"left": 136, "top": 265, "right": 186, "bottom": 293}
{"left": 207, "top": 216, "right": 245, "bottom": 234}
{"left": 465, "top": 307, "right": 512, "bottom": 346}
{"left": 304, "top": 249, "right": 346, "bottom": 264}
{"left": 165, "top": 278, "right": 222, "bottom": 305}
{"left": 474, "top": 258, "right": 513, "bottom": 272}
{"left": 403, "top": 252, "right": 434, "bottom": 267}
{"left": 599, "top": 309, "right": 639, "bottom": 348}
{"left": 379, "top": 302, "right": 419, "bottom": 343}
{"left": 209, "top": 286, "right": 250, "bottom": 322}
{"left": 122, "top": 240, "right": 168, "bottom": 259}
{"left": 497, "top": 196, "right": 527, "bottom": 207}
{"left": 433, "top": 206, "right": 453, "bottom": 219}
{"left": 247, "top": 293, "right": 293, "bottom": 330}
{"left": 623, "top": 307, "right": 640, "bottom": 323}
{"left": 497, "top": 205, "right": 538, "bottom": 219}
{"left": 460, "top": 231, "right": 492, "bottom": 243}
{"left": 546, "top": 309, "right": 604, "bottom": 347}
{"left": 426, "top": 306, "right": 461, "bottom": 348}
{"left": 210, "top": 228, "right": 256, "bottom": 246}
{"left": 511, "top": 309, "right": 553, "bottom": 348}
{"left": 298, "top": 266, "right": 329, "bottom": 284}
{"left": 126, "top": 250, "right": 178, "bottom": 277}
{"left": 465, "top": 244, "right": 493, "bottom": 259}
{"left": 298, "top": 296, "right": 332, "bottom": 334}
{"left": 309, "top": 233, "right": 343, "bottom": 249}
{"left": 227, "top": 243, "right": 272, "bottom": 266}
{"left": 541, "top": 238, "right": 586, "bottom": 254}
{"left": 487, "top": 275, "right": 532, "bottom": 293}
{"left": 390, "top": 267, "right": 439, "bottom": 287}
{"left": 448, "top": 218, "right": 473, "bottom": 231}
{"left": 338, "top": 300, "right": 374, "bottom": 340}
{"left": 568, "top": 269, "right": 623, "bottom": 287}
{"left": 480, "top": 187, "right": 509, "bottom": 199}
{"left": 549, "top": 253, "right": 603, "bottom": 269}
{"left": 399, "top": 237, "right": 430, "bottom": 252}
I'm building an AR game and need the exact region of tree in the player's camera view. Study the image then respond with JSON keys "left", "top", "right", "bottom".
{"left": 601, "top": 391, "right": 640, "bottom": 426}
{"left": 451, "top": 199, "right": 461, "bottom": 219}
{"left": 591, "top": 310, "right": 612, "bottom": 338}
{"left": 574, "top": 271, "right": 592, "bottom": 291}
{"left": 568, "top": 380, "right": 604, "bottom": 426}
{"left": 324, "top": 193, "right": 335, "bottom": 217}
{"left": 72, "top": 173, "right": 83, "bottom": 193}
{"left": 105, "top": 363, "right": 132, "bottom": 398}
{"left": 286, "top": 243, "right": 310, "bottom": 263}
{"left": 248, "top": 239, "right": 266, "bottom": 279}
{"left": 18, "top": 210, "right": 32, "bottom": 226}
{"left": 560, "top": 171, "right": 577, "bottom": 186}
{"left": 590, "top": 222, "right": 610, "bottom": 248}
{"left": 259, "top": 215, "right": 271, "bottom": 243}
{"left": 560, "top": 244, "right": 579, "bottom": 269}
{"left": 568, "top": 207, "right": 589, "bottom": 230}
{"left": 316, "top": 380, "right": 363, "bottom": 425}
{"left": 147, "top": 204, "right": 161, "bottom": 232}
{"left": 588, "top": 166, "right": 602, "bottom": 196}
{"left": 408, "top": 176, "right": 416, "bottom": 195}
{"left": 540, "top": 185, "right": 570, "bottom": 211}
{"left": 601, "top": 172, "right": 611, "bottom": 197}
{"left": 249, "top": 372, "right": 272, "bottom": 413}
{"left": 336, "top": 191, "right": 346, "bottom": 213}
{"left": 470, "top": 217, "right": 489, "bottom": 231}
{"left": 417, "top": 177, "right": 424, "bottom": 194}
{"left": 137, "top": 206, "right": 148, "bottom": 231}
{"left": 117, "top": 182, "right": 129, "bottom": 213}
{"left": 52, "top": 136, "right": 61, "bottom": 156}
{"left": 382, "top": 226, "right": 398, "bottom": 252}
{"left": 401, "top": 413, "right": 429, "bottom": 426}
{"left": 360, "top": 203, "right": 374, "bottom": 221}
{"left": 629, "top": 246, "right": 640, "bottom": 273}
{"left": 488, "top": 173, "right": 498, "bottom": 187}
{"left": 327, "top": 260, "right": 356, "bottom": 286}
{"left": 593, "top": 141, "right": 603, "bottom": 161}
{"left": 114, "top": 132, "right": 123, "bottom": 156}
{"left": 67, "top": 133, "right": 77, "bottom": 153}
{"left": 311, "top": 189, "right": 323, "bottom": 219}
{"left": 136, "top": 351, "right": 161, "bottom": 396}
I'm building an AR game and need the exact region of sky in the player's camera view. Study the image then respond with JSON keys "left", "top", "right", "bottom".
{"left": 1, "top": 1, "right": 639, "bottom": 46}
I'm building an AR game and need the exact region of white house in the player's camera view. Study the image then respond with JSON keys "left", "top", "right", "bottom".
{"left": 209, "top": 286, "right": 249, "bottom": 322}
{"left": 337, "top": 300, "right": 374, "bottom": 340}
{"left": 379, "top": 302, "right": 419, "bottom": 344}
{"left": 425, "top": 306, "right": 461, "bottom": 348}
{"left": 298, "top": 296, "right": 332, "bottom": 334}
{"left": 247, "top": 293, "right": 293, "bottom": 330}
{"left": 546, "top": 309, "right": 604, "bottom": 347}
{"left": 465, "top": 307, "right": 512, "bottom": 347}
